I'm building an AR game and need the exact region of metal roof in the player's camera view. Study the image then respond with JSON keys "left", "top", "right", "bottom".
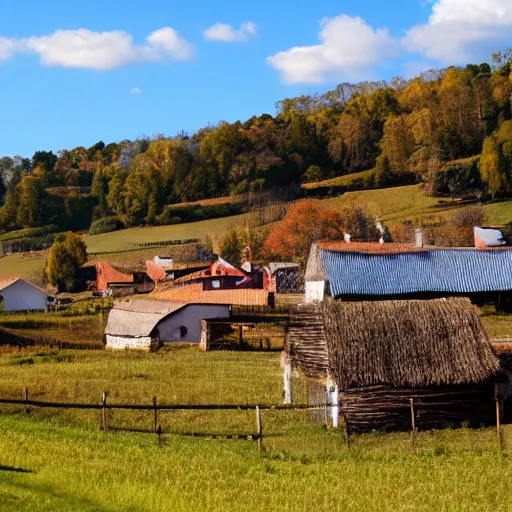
{"left": 320, "top": 247, "right": 512, "bottom": 297}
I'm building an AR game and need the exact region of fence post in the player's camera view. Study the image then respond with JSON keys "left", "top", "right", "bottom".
{"left": 24, "top": 387, "right": 29, "bottom": 415}
{"left": 283, "top": 358, "right": 293, "bottom": 405}
{"left": 102, "top": 392, "right": 108, "bottom": 432}
{"left": 344, "top": 414, "right": 351, "bottom": 450}
{"left": 495, "top": 383, "right": 503, "bottom": 456}
{"left": 153, "top": 397, "right": 158, "bottom": 433}
{"left": 255, "top": 406, "right": 263, "bottom": 452}
{"left": 157, "top": 425, "right": 162, "bottom": 446}
{"left": 410, "top": 398, "right": 417, "bottom": 455}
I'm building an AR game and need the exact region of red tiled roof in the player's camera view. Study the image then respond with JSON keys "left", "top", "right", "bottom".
{"left": 151, "top": 283, "right": 269, "bottom": 306}
{"left": 95, "top": 262, "right": 133, "bottom": 292}
{"left": 316, "top": 241, "right": 427, "bottom": 254}
{"left": 173, "top": 259, "right": 247, "bottom": 284}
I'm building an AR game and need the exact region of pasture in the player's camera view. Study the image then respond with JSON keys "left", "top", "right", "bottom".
{"left": 0, "top": 347, "right": 511, "bottom": 511}
{"left": 322, "top": 184, "right": 512, "bottom": 227}
{"left": 84, "top": 213, "right": 250, "bottom": 254}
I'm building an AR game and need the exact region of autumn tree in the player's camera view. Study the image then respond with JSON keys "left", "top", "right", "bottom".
{"left": 263, "top": 200, "right": 345, "bottom": 260}
{"left": 46, "top": 232, "right": 88, "bottom": 292}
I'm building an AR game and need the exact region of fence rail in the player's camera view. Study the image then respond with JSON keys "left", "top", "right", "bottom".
{"left": 0, "top": 392, "right": 505, "bottom": 455}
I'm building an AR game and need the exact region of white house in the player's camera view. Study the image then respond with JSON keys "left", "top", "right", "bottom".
{"left": 105, "top": 299, "right": 231, "bottom": 350}
{"left": 0, "top": 278, "right": 48, "bottom": 312}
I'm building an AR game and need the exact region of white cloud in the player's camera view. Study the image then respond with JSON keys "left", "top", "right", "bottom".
{"left": 204, "top": 22, "right": 257, "bottom": 42}
{"left": 267, "top": 15, "right": 399, "bottom": 84}
{"left": 404, "top": 0, "right": 512, "bottom": 63}
{"left": 0, "top": 27, "right": 194, "bottom": 70}
{"left": 0, "top": 37, "right": 17, "bottom": 60}
{"left": 130, "top": 87, "right": 143, "bottom": 95}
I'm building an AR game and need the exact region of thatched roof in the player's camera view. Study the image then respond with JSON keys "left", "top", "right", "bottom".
{"left": 105, "top": 300, "right": 186, "bottom": 337}
{"left": 286, "top": 304, "right": 329, "bottom": 378}
{"left": 304, "top": 244, "right": 326, "bottom": 282}
{"left": 322, "top": 298, "right": 500, "bottom": 389}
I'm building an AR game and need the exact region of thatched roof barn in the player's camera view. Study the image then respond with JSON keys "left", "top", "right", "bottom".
{"left": 305, "top": 241, "right": 512, "bottom": 308}
{"left": 286, "top": 298, "right": 502, "bottom": 431}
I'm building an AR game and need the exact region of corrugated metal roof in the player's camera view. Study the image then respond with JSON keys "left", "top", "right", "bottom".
{"left": 321, "top": 248, "right": 512, "bottom": 297}
{"left": 152, "top": 283, "right": 269, "bottom": 306}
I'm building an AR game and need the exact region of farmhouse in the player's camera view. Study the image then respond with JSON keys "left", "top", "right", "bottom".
{"left": 0, "top": 278, "right": 48, "bottom": 312}
{"left": 285, "top": 298, "right": 502, "bottom": 432}
{"left": 105, "top": 299, "right": 230, "bottom": 350}
{"left": 305, "top": 241, "right": 512, "bottom": 309}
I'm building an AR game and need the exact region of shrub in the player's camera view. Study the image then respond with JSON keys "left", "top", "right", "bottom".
{"left": 156, "top": 202, "right": 245, "bottom": 225}
{"left": 89, "top": 216, "right": 125, "bottom": 235}
{"left": 428, "top": 156, "right": 481, "bottom": 197}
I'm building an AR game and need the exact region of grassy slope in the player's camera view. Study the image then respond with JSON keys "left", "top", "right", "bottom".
{"left": 0, "top": 348, "right": 511, "bottom": 511}
{"left": 0, "top": 214, "right": 250, "bottom": 285}
{"left": 84, "top": 214, "right": 249, "bottom": 254}
{"left": 322, "top": 184, "right": 512, "bottom": 226}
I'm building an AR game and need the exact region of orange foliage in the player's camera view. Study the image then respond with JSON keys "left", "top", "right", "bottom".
{"left": 263, "top": 200, "right": 345, "bottom": 260}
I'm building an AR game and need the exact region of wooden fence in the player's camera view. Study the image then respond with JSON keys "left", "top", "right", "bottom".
{"left": 0, "top": 392, "right": 332, "bottom": 451}
{"left": 0, "top": 391, "right": 506, "bottom": 455}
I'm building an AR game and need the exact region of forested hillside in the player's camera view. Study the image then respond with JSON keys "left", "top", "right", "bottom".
{"left": 1, "top": 50, "right": 512, "bottom": 234}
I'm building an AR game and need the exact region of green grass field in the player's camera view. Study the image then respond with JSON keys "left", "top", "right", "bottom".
{"left": 0, "top": 214, "right": 250, "bottom": 286}
{"left": 323, "top": 184, "right": 512, "bottom": 228}
{"left": 84, "top": 214, "right": 250, "bottom": 254}
{"left": 0, "top": 347, "right": 511, "bottom": 511}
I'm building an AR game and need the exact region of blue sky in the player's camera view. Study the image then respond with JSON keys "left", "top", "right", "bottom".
{"left": 0, "top": 0, "right": 511, "bottom": 157}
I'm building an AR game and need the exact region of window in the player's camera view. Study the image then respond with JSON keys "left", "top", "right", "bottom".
{"left": 179, "top": 326, "right": 188, "bottom": 338}
{"left": 212, "top": 280, "right": 220, "bottom": 289}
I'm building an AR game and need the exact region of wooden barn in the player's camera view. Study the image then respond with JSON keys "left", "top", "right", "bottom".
{"left": 285, "top": 298, "right": 504, "bottom": 432}
{"left": 305, "top": 241, "right": 512, "bottom": 310}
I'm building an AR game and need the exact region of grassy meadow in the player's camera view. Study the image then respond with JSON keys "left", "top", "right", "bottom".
{"left": 0, "top": 347, "right": 511, "bottom": 511}
{"left": 322, "top": 184, "right": 512, "bottom": 228}
{"left": 84, "top": 213, "right": 250, "bottom": 254}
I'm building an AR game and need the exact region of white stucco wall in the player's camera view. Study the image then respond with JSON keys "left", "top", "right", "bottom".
{"left": 105, "top": 335, "right": 156, "bottom": 350}
{"left": 156, "top": 304, "right": 230, "bottom": 343}
{"left": 0, "top": 280, "right": 47, "bottom": 311}
{"left": 305, "top": 281, "right": 325, "bottom": 303}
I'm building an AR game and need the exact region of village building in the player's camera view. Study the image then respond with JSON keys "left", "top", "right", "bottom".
{"left": 285, "top": 298, "right": 503, "bottom": 432}
{"left": 0, "top": 278, "right": 48, "bottom": 312}
{"left": 105, "top": 299, "right": 230, "bottom": 350}
{"left": 151, "top": 284, "right": 270, "bottom": 307}
{"left": 304, "top": 241, "right": 512, "bottom": 310}
{"left": 269, "top": 262, "right": 302, "bottom": 293}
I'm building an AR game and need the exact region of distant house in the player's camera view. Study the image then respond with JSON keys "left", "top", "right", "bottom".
{"left": 285, "top": 298, "right": 503, "bottom": 432}
{"left": 0, "top": 278, "right": 48, "bottom": 312}
{"left": 151, "top": 284, "right": 270, "bottom": 307}
{"left": 305, "top": 241, "right": 512, "bottom": 310}
{"left": 105, "top": 299, "right": 230, "bottom": 350}
{"left": 95, "top": 262, "right": 154, "bottom": 296}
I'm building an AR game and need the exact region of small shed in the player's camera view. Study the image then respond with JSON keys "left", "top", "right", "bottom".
{"left": 105, "top": 299, "right": 231, "bottom": 350}
{"left": 286, "top": 298, "right": 502, "bottom": 432}
{"left": 0, "top": 278, "right": 48, "bottom": 312}
{"left": 269, "top": 263, "right": 302, "bottom": 293}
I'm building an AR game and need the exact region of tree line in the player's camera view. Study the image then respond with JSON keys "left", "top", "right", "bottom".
{"left": 1, "top": 50, "right": 512, "bottom": 232}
